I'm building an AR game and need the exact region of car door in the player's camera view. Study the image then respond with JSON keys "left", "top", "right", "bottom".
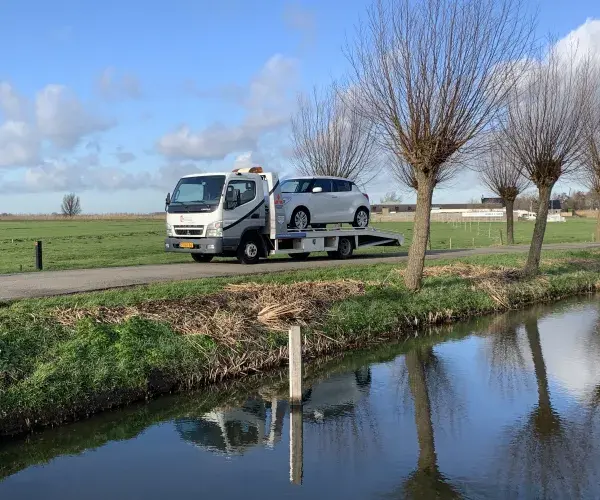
{"left": 222, "top": 178, "right": 261, "bottom": 248}
{"left": 309, "top": 178, "right": 335, "bottom": 223}
{"left": 332, "top": 179, "right": 355, "bottom": 223}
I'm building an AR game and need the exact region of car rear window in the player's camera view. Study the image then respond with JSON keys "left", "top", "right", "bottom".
{"left": 334, "top": 180, "right": 352, "bottom": 192}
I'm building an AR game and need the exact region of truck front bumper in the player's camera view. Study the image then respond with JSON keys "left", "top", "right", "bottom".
{"left": 164, "top": 237, "right": 223, "bottom": 254}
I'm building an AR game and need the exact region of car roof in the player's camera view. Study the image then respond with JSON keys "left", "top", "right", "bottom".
{"left": 282, "top": 175, "right": 354, "bottom": 182}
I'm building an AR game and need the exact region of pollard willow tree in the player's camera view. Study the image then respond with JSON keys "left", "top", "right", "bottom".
{"left": 584, "top": 101, "right": 600, "bottom": 239}
{"left": 346, "top": 0, "right": 534, "bottom": 290}
{"left": 290, "top": 84, "right": 380, "bottom": 186}
{"left": 501, "top": 44, "right": 596, "bottom": 275}
{"left": 479, "top": 137, "right": 529, "bottom": 244}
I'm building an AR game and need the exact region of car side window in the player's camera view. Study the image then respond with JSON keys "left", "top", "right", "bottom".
{"left": 225, "top": 180, "right": 256, "bottom": 210}
{"left": 312, "top": 178, "right": 332, "bottom": 193}
{"left": 334, "top": 180, "right": 352, "bottom": 192}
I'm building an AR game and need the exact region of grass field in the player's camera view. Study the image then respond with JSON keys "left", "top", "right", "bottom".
{"left": 0, "top": 217, "right": 598, "bottom": 274}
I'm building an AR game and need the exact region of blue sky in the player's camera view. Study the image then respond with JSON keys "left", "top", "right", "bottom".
{"left": 0, "top": 0, "right": 599, "bottom": 214}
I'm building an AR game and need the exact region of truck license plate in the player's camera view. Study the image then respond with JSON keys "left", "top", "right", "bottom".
{"left": 180, "top": 242, "right": 194, "bottom": 249}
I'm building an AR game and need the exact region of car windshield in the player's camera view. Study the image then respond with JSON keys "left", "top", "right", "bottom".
{"left": 281, "top": 179, "right": 312, "bottom": 193}
{"left": 171, "top": 176, "right": 226, "bottom": 205}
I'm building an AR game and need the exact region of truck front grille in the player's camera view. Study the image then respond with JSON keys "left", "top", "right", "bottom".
{"left": 174, "top": 225, "right": 204, "bottom": 236}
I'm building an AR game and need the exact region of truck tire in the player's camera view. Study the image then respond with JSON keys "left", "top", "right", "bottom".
{"left": 191, "top": 254, "right": 213, "bottom": 263}
{"left": 332, "top": 237, "right": 354, "bottom": 260}
{"left": 352, "top": 207, "right": 370, "bottom": 228}
{"left": 237, "top": 234, "right": 261, "bottom": 264}
{"left": 289, "top": 252, "right": 310, "bottom": 260}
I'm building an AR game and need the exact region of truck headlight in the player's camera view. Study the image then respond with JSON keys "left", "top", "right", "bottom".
{"left": 166, "top": 223, "right": 174, "bottom": 236}
{"left": 206, "top": 221, "right": 223, "bottom": 237}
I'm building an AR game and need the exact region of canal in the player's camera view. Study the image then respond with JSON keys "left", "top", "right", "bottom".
{"left": 1, "top": 297, "right": 599, "bottom": 499}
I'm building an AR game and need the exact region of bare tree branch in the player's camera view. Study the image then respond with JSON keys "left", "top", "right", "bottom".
{"left": 479, "top": 133, "right": 529, "bottom": 243}
{"left": 501, "top": 42, "right": 596, "bottom": 274}
{"left": 290, "top": 83, "right": 381, "bottom": 186}
{"left": 345, "top": 0, "right": 535, "bottom": 290}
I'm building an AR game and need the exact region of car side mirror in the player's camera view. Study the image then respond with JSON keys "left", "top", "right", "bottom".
{"left": 165, "top": 192, "right": 171, "bottom": 211}
{"left": 312, "top": 186, "right": 323, "bottom": 193}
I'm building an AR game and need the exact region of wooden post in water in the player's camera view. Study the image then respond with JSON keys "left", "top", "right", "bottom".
{"left": 290, "top": 406, "right": 303, "bottom": 485}
{"left": 289, "top": 326, "right": 302, "bottom": 404}
{"left": 288, "top": 325, "right": 303, "bottom": 485}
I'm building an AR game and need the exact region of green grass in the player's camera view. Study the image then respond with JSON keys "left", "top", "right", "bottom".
{"left": 1, "top": 248, "right": 599, "bottom": 436}
{"left": 0, "top": 217, "right": 598, "bottom": 274}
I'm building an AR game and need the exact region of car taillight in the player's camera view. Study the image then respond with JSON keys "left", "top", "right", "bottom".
{"left": 363, "top": 193, "right": 369, "bottom": 202}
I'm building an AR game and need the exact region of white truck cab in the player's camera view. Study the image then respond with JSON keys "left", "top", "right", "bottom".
{"left": 164, "top": 167, "right": 403, "bottom": 264}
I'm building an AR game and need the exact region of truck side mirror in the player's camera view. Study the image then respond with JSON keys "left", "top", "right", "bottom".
{"left": 225, "top": 188, "right": 240, "bottom": 209}
{"left": 165, "top": 192, "right": 171, "bottom": 211}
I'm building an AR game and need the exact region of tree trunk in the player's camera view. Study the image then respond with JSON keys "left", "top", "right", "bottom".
{"left": 505, "top": 198, "right": 515, "bottom": 245}
{"left": 525, "top": 318, "right": 551, "bottom": 412}
{"left": 405, "top": 176, "right": 435, "bottom": 291}
{"left": 524, "top": 184, "right": 552, "bottom": 276}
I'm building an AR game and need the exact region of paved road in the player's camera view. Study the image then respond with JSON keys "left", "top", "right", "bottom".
{"left": 1, "top": 242, "right": 599, "bottom": 301}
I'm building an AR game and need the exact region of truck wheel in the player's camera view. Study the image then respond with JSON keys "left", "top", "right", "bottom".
{"left": 191, "top": 254, "right": 213, "bottom": 263}
{"left": 289, "top": 252, "right": 310, "bottom": 260}
{"left": 237, "top": 235, "right": 261, "bottom": 264}
{"left": 352, "top": 207, "right": 370, "bottom": 228}
{"left": 290, "top": 207, "right": 310, "bottom": 230}
{"left": 333, "top": 237, "right": 354, "bottom": 259}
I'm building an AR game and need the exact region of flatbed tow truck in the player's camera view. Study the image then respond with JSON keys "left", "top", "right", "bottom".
{"left": 164, "top": 167, "right": 404, "bottom": 264}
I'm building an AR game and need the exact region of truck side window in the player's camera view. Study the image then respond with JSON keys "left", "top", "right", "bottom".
{"left": 225, "top": 180, "right": 256, "bottom": 210}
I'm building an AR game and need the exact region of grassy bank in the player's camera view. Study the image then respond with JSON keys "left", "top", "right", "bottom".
{"left": 1, "top": 249, "right": 599, "bottom": 436}
{"left": 0, "top": 217, "right": 598, "bottom": 273}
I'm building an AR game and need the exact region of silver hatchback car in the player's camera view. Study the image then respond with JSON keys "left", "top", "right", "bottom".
{"left": 280, "top": 176, "right": 371, "bottom": 229}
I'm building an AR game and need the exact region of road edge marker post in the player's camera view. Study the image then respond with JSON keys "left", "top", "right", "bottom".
{"left": 289, "top": 325, "right": 303, "bottom": 485}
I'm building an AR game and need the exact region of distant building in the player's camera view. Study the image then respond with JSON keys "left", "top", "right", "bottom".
{"left": 371, "top": 201, "right": 503, "bottom": 214}
{"left": 481, "top": 196, "right": 504, "bottom": 206}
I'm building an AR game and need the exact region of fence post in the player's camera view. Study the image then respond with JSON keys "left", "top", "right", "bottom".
{"left": 34, "top": 240, "right": 43, "bottom": 270}
{"left": 449, "top": 237, "right": 452, "bottom": 249}
{"left": 499, "top": 229, "right": 504, "bottom": 245}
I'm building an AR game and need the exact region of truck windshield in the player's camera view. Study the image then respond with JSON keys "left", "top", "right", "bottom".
{"left": 281, "top": 179, "right": 312, "bottom": 193}
{"left": 171, "top": 176, "right": 226, "bottom": 205}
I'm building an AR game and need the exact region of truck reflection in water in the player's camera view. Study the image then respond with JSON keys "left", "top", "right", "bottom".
{"left": 174, "top": 367, "right": 372, "bottom": 456}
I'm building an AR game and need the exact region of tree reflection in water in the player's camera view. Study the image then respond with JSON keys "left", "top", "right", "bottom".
{"left": 499, "top": 312, "right": 598, "bottom": 499}
{"left": 386, "top": 346, "right": 463, "bottom": 499}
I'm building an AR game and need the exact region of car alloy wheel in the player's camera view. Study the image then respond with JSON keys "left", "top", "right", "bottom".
{"left": 354, "top": 209, "right": 369, "bottom": 228}
{"left": 293, "top": 210, "right": 309, "bottom": 229}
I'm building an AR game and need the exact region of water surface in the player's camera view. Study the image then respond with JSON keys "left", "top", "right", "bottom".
{"left": 2, "top": 297, "right": 600, "bottom": 499}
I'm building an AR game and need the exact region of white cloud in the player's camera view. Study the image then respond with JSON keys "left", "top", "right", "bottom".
{"left": 96, "top": 67, "right": 142, "bottom": 100}
{"left": 554, "top": 18, "right": 600, "bottom": 64}
{"left": 0, "top": 121, "right": 39, "bottom": 167}
{"left": 233, "top": 151, "right": 265, "bottom": 170}
{"left": 0, "top": 82, "right": 28, "bottom": 121}
{"left": 115, "top": 147, "right": 136, "bottom": 164}
{"left": 35, "top": 85, "right": 113, "bottom": 148}
{"left": 157, "top": 54, "right": 298, "bottom": 161}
